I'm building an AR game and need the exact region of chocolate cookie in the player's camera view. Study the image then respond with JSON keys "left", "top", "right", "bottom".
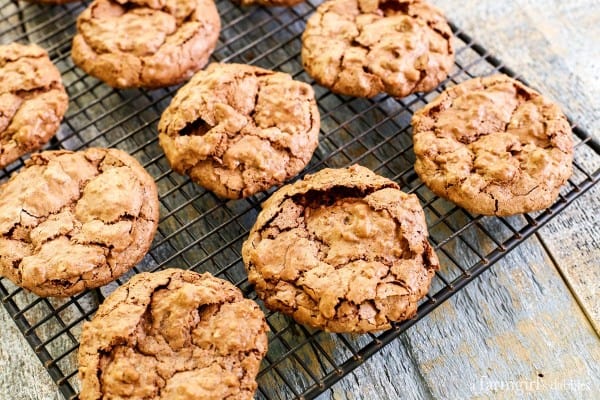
{"left": 0, "top": 148, "right": 159, "bottom": 297}
{"left": 0, "top": 43, "right": 68, "bottom": 169}
{"left": 71, "top": 0, "right": 221, "bottom": 89}
{"left": 159, "top": 63, "right": 320, "bottom": 199}
{"left": 301, "top": 0, "right": 454, "bottom": 98}
{"left": 78, "top": 268, "right": 269, "bottom": 400}
{"left": 242, "top": 165, "right": 440, "bottom": 333}
{"left": 412, "top": 75, "right": 574, "bottom": 216}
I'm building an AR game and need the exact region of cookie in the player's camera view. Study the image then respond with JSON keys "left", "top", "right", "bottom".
{"left": 78, "top": 268, "right": 269, "bottom": 400}
{"left": 242, "top": 165, "right": 440, "bottom": 333}
{"left": 159, "top": 63, "right": 320, "bottom": 199}
{"left": 0, "top": 148, "right": 159, "bottom": 297}
{"left": 412, "top": 75, "right": 574, "bottom": 216}
{"left": 71, "top": 0, "right": 221, "bottom": 89}
{"left": 235, "top": 0, "right": 304, "bottom": 6}
{"left": 0, "top": 43, "right": 68, "bottom": 169}
{"left": 301, "top": 0, "right": 454, "bottom": 98}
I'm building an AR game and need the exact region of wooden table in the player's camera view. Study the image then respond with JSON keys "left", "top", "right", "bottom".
{"left": 1, "top": 0, "right": 598, "bottom": 398}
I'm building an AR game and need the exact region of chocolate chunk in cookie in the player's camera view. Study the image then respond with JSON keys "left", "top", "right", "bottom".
{"left": 302, "top": 0, "right": 454, "bottom": 98}
{"left": 0, "top": 148, "right": 159, "bottom": 297}
{"left": 412, "top": 75, "right": 574, "bottom": 216}
{"left": 0, "top": 43, "right": 68, "bottom": 168}
{"left": 78, "top": 269, "right": 269, "bottom": 400}
{"left": 71, "top": 0, "right": 221, "bottom": 89}
{"left": 159, "top": 63, "right": 320, "bottom": 199}
{"left": 242, "top": 165, "right": 440, "bottom": 333}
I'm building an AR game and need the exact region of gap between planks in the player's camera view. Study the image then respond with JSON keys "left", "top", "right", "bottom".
{"left": 535, "top": 231, "right": 600, "bottom": 338}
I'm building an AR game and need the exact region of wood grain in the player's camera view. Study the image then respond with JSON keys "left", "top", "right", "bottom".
{"left": 325, "top": 237, "right": 600, "bottom": 399}
{"left": 0, "top": 299, "right": 62, "bottom": 400}
{"left": 538, "top": 186, "right": 600, "bottom": 335}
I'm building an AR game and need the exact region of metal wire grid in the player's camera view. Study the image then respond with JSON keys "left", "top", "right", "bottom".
{"left": 0, "top": 0, "right": 599, "bottom": 399}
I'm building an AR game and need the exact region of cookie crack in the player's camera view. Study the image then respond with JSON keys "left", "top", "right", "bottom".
{"left": 424, "top": 19, "right": 452, "bottom": 40}
{"left": 10, "top": 81, "right": 63, "bottom": 99}
{"left": 248, "top": 80, "right": 262, "bottom": 122}
{"left": 0, "top": 53, "right": 47, "bottom": 68}
{"left": 491, "top": 192, "right": 499, "bottom": 214}
{"left": 179, "top": 116, "right": 213, "bottom": 137}
{"left": 378, "top": 0, "right": 410, "bottom": 15}
{"left": 408, "top": 69, "right": 428, "bottom": 96}
{"left": 95, "top": 278, "right": 169, "bottom": 399}
{"left": 331, "top": 48, "right": 348, "bottom": 89}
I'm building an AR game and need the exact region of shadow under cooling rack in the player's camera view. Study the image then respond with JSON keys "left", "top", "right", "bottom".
{"left": 1, "top": 1, "right": 599, "bottom": 399}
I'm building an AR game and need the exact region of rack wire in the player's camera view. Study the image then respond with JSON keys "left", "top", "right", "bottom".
{"left": 1, "top": 1, "right": 599, "bottom": 399}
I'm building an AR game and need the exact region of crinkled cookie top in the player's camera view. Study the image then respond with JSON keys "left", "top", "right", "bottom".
{"left": 159, "top": 63, "right": 320, "bottom": 199}
{"left": 243, "top": 165, "right": 439, "bottom": 333}
{"left": 302, "top": 0, "right": 454, "bottom": 98}
{"left": 0, "top": 43, "right": 68, "bottom": 168}
{"left": 0, "top": 148, "right": 159, "bottom": 297}
{"left": 72, "top": 0, "right": 221, "bottom": 88}
{"left": 412, "top": 74, "right": 573, "bottom": 216}
{"left": 78, "top": 269, "right": 269, "bottom": 400}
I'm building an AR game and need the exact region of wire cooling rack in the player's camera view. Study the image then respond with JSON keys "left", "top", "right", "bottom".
{"left": 1, "top": 1, "right": 599, "bottom": 399}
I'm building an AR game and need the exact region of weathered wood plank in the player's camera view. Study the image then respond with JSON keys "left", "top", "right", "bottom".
{"left": 0, "top": 304, "right": 62, "bottom": 400}
{"left": 325, "top": 236, "right": 600, "bottom": 399}
{"left": 538, "top": 186, "right": 600, "bottom": 335}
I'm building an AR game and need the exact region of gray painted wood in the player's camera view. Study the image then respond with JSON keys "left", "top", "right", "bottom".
{"left": 0, "top": 0, "right": 598, "bottom": 399}
{"left": 324, "top": 237, "right": 600, "bottom": 400}
{"left": 538, "top": 186, "right": 600, "bottom": 335}
{"left": 0, "top": 303, "right": 62, "bottom": 400}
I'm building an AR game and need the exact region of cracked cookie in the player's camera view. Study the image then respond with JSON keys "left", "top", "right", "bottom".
{"left": 0, "top": 43, "right": 68, "bottom": 169}
{"left": 412, "top": 75, "right": 574, "bottom": 216}
{"left": 78, "top": 268, "right": 269, "bottom": 400}
{"left": 71, "top": 0, "right": 221, "bottom": 89}
{"left": 159, "top": 63, "right": 320, "bottom": 199}
{"left": 301, "top": 0, "right": 454, "bottom": 98}
{"left": 242, "top": 165, "right": 440, "bottom": 333}
{"left": 0, "top": 148, "right": 159, "bottom": 297}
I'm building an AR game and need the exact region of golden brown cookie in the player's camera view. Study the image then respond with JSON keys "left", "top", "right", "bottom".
{"left": 71, "top": 0, "right": 221, "bottom": 89}
{"left": 302, "top": 0, "right": 454, "bottom": 97}
{"left": 412, "top": 75, "right": 574, "bottom": 216}
{"left": 0, "top": 148, "right": 159, "bottom": 297}
{"left": 78, "top": 269, "right": 269, "bottom": 400}
{"left": 159, "top": 63, "right": 320, "bottom": 199}
{"left": 0, "top": 43, "right": 68, "bottom": 169}
{"left": 242, "top": 165, "right": 440, "bottom": 333}
{"left": 301, "top": 0, "right": 454, "bottom": 98}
